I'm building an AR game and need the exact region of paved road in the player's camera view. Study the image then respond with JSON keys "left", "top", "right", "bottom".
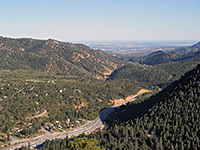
{"left": 1, "top": 94, "right": 139, "bottom": 150}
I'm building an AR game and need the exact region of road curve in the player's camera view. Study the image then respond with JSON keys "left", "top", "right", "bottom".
{"left": 1, "top": 94, "right": 139, "bottom": 150}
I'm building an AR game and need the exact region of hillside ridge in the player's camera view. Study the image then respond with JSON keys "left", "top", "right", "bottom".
{"left": 0, "top": 36, "right": 125, "bottom": 78}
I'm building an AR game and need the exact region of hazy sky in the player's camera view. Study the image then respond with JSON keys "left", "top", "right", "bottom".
{"left": 0, "top": 0, "right": 200, "bottom": 41}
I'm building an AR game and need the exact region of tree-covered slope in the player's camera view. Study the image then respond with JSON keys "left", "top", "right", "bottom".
{"left": 38, "top": 64, "right": 200, "bottom": 150}
{"left": 133, "top": 50, "right": 180, "bottom": 65}
{"left": 92, "top": 64, "right": 200, "bottom": 149}
{"left": 0, "top": 36, "right": 125, "bottom": 78}
{"left": 109, "top": 60, "right": 200, "bottom": 88}
{"left": 99, "top": 65, "right": 200, "bottom": 150}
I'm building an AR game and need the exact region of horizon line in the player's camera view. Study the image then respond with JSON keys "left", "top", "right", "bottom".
{"left": 0, "top": 35, "right": 199, "bottom": 43}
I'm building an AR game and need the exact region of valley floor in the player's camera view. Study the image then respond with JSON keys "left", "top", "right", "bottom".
{"left": 1, "top": 90, "right": 150, "bottom": 150}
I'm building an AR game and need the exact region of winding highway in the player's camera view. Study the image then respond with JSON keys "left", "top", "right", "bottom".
{"left": 1, "top": 94, "right": 139, "bottom": 150}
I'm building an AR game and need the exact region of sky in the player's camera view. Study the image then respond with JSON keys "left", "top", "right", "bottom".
{"left": 0, "top": 0, "right": 200, "bottom": 41}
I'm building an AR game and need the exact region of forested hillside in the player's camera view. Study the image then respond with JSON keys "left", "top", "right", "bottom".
{"left": 109, "top": 60, "right": 200, "bottom": 88}
{"left": 128, "top": 51, "right": 180, "bottom": 65}
{"left": 39, "top": 64, "right": 200, "bottom": 150}
{"left": 0, "top": 36, "right": 125, "bottom": 78}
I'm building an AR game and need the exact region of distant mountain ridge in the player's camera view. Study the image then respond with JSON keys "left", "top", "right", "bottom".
{"left": 137, "top": 50, "right": 180, "bottom": 65}
{"left": 0, "top": 36, "right": 126, "bottom": 78}
{"left": 126, "top": 41, "right": 200, "bottom": 65}
{"left": 175, "top": 41, "right": 200, "bottom": 54}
